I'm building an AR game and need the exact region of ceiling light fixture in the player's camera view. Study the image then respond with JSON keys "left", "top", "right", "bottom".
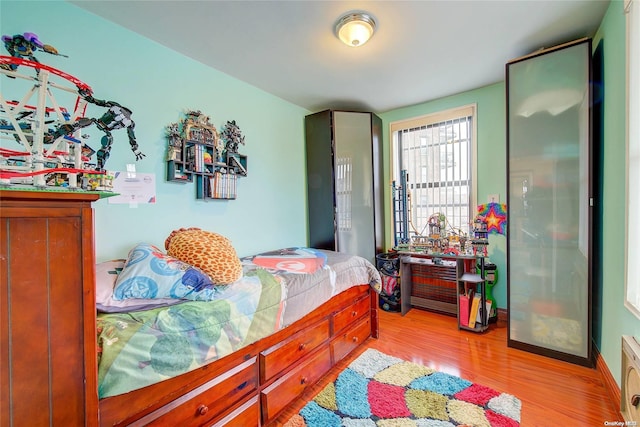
{"left": 335, "top": 12, "right": 376, "bottom": 47}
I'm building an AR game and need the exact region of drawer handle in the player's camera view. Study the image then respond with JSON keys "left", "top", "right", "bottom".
{"left": 298, "top": 343, "right": 307, "bottom": 351}
{"left": 352, "top": 336, "right": 359, "bottom": 343}
{"left": 197, "top": 405, "right": 209, "bottom": 416}
{"left": 351, "top": 310, "right": 358, "bottom": 317}
{"left": 300, "top": 376, "right": 308, "bottom": 385}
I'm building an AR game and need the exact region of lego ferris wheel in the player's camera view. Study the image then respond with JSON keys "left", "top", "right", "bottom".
{"left": 0, "top": 55, "right": 97, "bottom": 187}
{"left": 0, "top": 32, "right": 144, "bottom": 190}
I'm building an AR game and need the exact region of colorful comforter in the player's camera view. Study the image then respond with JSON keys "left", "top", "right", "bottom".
{"left": 97, "top": 248, "right": 381, "bottom": 398}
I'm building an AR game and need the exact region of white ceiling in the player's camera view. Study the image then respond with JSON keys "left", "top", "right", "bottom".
{"left": 72, "top": 0, "right": 610, "bottom": 113}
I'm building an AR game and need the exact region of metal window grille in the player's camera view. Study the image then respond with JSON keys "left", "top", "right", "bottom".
{"left": 335, "top": 156, "right": 352, "bottom": 231}
{"left": 393, "top": 113, "right": 474, "bottom": 238}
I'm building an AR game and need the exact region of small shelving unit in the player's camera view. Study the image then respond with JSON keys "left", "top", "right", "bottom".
{"left": 166, "top": 111, "right": 247, "bottom": 200}
{"left": 457, "top": 257, "right": 488, "bottom": 332}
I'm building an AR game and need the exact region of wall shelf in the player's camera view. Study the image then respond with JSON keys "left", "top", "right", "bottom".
{"left": 166, "top": 111, "right": 247, "bottom": 200}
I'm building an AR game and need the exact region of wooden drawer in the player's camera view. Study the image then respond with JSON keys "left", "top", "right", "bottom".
{"left": 332, "top": 317, "right": 371, "bottom": 363}
{"left": 260, "top": 318, "right": 329, "bottom": 383}
{"left": 260, "top": 346, "right": 332, "bottom": 423}
{"left": 130, "top": 357, "right": 258, "bottom": 427}
{"left": 210, "top": 395, "right": 260, "bottom": 427}
{"left": 332, "top": 295, "right": 370, "bottom": 335}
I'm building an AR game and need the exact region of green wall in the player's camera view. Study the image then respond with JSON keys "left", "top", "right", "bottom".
{"left": 379, "top": 83, "right": 508, "bottom": 311}
{"left": 1, "top": 0, "right": 310, "bottom": 261}
{"left": 593, "top": 0, "right": 640, "bottom": 386}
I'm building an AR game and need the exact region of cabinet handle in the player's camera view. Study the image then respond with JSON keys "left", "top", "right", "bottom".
{"left": 197, "top": 404, "right": 209, "bottom": 416}
{"left": 632, "top": 394, "right": 640, "bottom": 407}
{"left": 300, "top": 376, "right": 308, "bottom": 385}
{"left": 352, "top": 336, "right": 359, "bottom": 343}
{"left": 298, "top": 343, "right": 306, "bottom": 351}
{"left": 351, "top": 311, "right": 358, "bottom": 317}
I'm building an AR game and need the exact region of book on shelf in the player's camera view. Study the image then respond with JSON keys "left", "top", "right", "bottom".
{"left": 459, "top": 289, "right": 473, "bottom": 327}
{"left": 209, "top": 170, "right": 237, "bottom": 199}
{"left": 476, "top": 299, "right": 492, "bottom": 326}
{"left": 186, "top": 144, "right": 208, "bottom": 173}
{"left": 468, "top": 294, "right": 482, "bottom": 328}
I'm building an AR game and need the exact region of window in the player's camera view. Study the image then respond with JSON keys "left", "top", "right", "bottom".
{"left": 625, "top": 0, "right": 640, "bottom": 318}
{"left": 391, "top": 105, "right": 477, "bottom": 242}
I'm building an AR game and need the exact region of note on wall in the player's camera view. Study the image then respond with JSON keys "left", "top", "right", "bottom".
{"left": 108, "top": 171, "right": 156, "bottom": 204}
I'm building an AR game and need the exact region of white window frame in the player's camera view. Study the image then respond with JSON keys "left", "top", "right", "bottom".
{"left": 390, "top": 104, "right": 478, "bottom": 240}
{"left": 625, "top": 0, "right": 640, "bottom": 319}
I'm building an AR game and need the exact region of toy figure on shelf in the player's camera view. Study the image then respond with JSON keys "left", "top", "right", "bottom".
{"left": 165, "top": 122, "right": 181, "bottom": 161}
{"left": 220, "top": 120, "right": 245, "bottom": 153}
{"left": 53, "top": 89, "right": 145, "bottom": 170}
{"left": 1, "top": 32, "right": 67, "bottom": 72}
{"left": 221, "top": 120, "right": 247, "bottom": 176}
{"left": 471, "top": 215, "right": 490, "bottom": 256}
{"left": 427, "top": 213, "right": 446, "bottom": 239}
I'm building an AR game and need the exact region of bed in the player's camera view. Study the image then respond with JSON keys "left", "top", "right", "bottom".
{"left": 95, "top": 242, "right": 381, "bottom": 426}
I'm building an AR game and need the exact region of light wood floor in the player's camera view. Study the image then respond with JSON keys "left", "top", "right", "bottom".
{"left": 275, "top": 307, "right": 622, "bottom": 426}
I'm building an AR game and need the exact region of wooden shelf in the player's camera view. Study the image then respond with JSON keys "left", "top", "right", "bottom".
{"left": 460, "top": 273, "right": 484, "bottom": 283}
{"left": 165, "top": 113, "right": 247, "bottom": 200}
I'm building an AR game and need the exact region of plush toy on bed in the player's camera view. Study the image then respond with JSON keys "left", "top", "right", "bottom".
{"left": 165, "top": 227, "right": 242, "bottom": 284}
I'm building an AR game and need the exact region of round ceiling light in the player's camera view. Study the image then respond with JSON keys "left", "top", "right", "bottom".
{"left": 335, "top": 12, "right": 376, "bottom": 47}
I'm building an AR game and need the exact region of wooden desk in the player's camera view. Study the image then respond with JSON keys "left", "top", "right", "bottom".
{"left": 399, "top": 252, "right": 488, "bottom": 332}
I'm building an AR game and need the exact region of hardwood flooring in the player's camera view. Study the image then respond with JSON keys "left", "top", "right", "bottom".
{"left": 275, "top": 307, "right": 622, "bottom": 426}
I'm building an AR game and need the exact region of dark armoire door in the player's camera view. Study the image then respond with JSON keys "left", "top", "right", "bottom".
{"left": 506, "top": 38, "right": 593, "bottom": 366}
{"left": 305, "top": 110, "right": 384, "bottom": 263}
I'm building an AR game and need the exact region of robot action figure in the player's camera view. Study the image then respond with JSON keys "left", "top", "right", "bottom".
{"left": 0, "top": 32, "right": 66, "bottom": 72}
{"left": 53, "top": 89, "right": 145, "bottom": 170}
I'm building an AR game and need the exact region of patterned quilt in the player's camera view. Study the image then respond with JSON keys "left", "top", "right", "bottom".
{"left": 97, "top": 248, "right": 381, "bottom": 398}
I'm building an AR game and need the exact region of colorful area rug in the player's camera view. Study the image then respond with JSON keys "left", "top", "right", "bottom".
{"left": 285, "top": 348, "right": 521, "bottom": 427}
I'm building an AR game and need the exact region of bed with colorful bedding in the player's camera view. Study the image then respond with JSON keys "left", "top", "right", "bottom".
{"left": 96, "top": 238, "right": 381, "bottom": 427}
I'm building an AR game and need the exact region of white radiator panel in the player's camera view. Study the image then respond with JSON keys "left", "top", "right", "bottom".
{"left": 622, "top": 335, "right": 640, "bottom": 423}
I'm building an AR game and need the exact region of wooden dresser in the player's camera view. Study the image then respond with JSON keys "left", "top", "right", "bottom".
{"left": 0, "top": 190, "right": 99, "bottom": 427}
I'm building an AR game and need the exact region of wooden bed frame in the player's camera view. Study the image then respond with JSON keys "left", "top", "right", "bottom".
{"left": 98, "top": 284, "right": 379, "bottom": 426}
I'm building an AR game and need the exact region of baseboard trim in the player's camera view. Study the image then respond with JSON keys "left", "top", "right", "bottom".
{"left": 497, "top": 307, "right": 507, "bottom": 323}
{"left": 595, "top": 346, "right": 623, "bottom": 418}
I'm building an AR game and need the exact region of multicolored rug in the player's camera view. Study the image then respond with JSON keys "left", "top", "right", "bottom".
{"left": 285, "top": 348, "right": 521, "bottom": 427}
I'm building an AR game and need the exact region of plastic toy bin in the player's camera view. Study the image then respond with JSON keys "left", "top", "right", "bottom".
{"left": 376, "top": 252, "right": 401, "bottom": 312}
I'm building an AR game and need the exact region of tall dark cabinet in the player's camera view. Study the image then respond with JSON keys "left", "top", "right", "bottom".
{"left": 305, "top": 110, "right": 384, "bottom": 263}
{"left": 506, "top": 38, "right": 593, "bottom": 366}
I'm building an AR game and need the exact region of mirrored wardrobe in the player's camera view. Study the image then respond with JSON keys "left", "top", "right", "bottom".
{"left": 506, "top": 38, "right": 593, "bottom": 366}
